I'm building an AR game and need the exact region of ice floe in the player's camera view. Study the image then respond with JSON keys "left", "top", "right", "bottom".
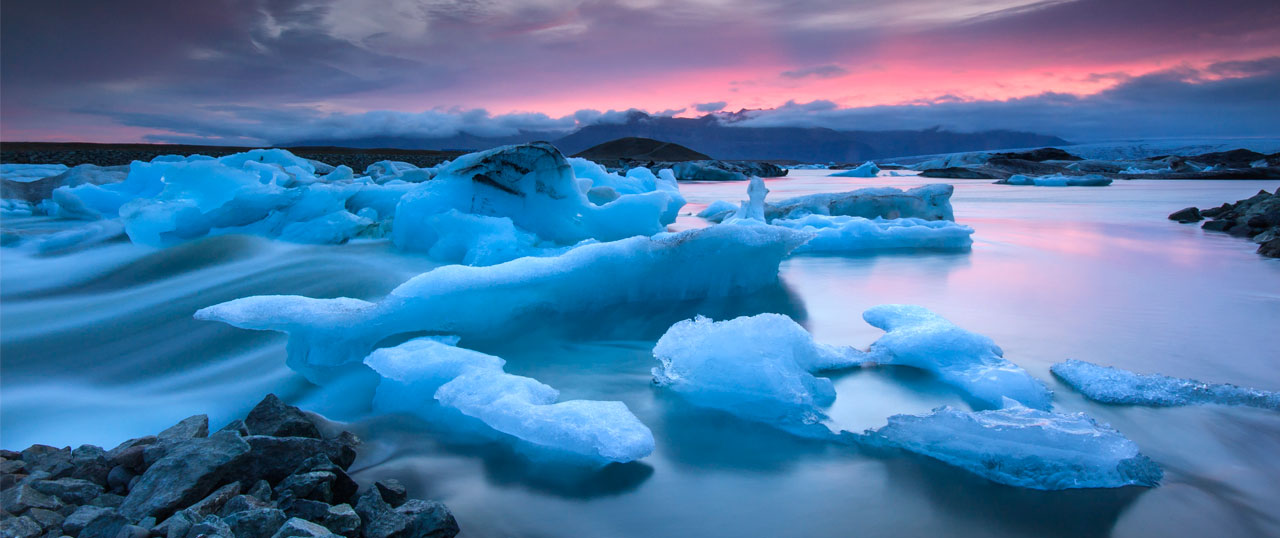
{"left": 1051, "top": 359, "right": 1280, "bottom": 410}
{"left": 365, "top": 337, "right": 655, "bottom": 462}
{"left": 1000, "top": 174, "right": 1112, "bottom": 187}
{"left": 774, "top": 215, "right": 974, "bottom": 252}
{"left": 703, "top": 184, "right": 956, "bottom": 224}
{"left": 828, "top": 161, "right": 880, "bottom": 177}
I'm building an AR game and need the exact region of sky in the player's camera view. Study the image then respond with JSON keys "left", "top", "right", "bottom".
{"left": 2, "top": 0, "right": 1279, "bottom": 144}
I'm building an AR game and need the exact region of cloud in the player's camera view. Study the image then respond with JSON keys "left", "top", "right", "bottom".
{"left": 694, "top": 101, "right": 728, "bottom": 112}
{"left": 779, "top": 65, "right": 849, "bottom": 79}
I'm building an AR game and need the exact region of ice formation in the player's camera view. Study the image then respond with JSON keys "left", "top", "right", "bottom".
{"left": 1, "top": 163, "right": 69, "bottom": 182}
{"left": 829, "top": 161, "right": 880, "bottom": 177}
{"left": 862, "top": 305, "right": 1052, "bottom": 410}
{"left": 700, "top": 185, "right": 956, "bottom": 224}
{"left": 722, "top": 176, "right": 769, "bottom": 224}
{"left": 775, "top": 215, "right": 974, "bottom": 252}
{"left": 1051, "top": 360, "right": 1280, "bottom": 410}
{"left": 1001, "top": 174, "right": 1112, "bottom": 187}
{"left": 568, "top": 158, "right": 686, "bottom": 222}
{"left": 196, "top": 224, "right": 811, "bottom": 380}
{"left": 365, "top": 338, "right": 655, "bottom": 462}
{"left": 865, "top": 404, "right": 1162, "bottom": 490}
{"left": 391, "top": 143, "right": 684, "bottom": 264}
{"left": 696, "top": 200, "right": 739, "bottom": 219}
{"left": 652, "top": 314, "right": 864, "bottom": 431}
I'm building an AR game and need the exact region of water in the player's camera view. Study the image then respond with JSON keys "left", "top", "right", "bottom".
{"left": 3, "top": 172, "right": 1279, "bottom": 537}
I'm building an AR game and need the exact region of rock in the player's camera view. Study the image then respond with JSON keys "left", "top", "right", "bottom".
{"left": 246, "top": 481, "right": 272, "bottom": 502}
{"left": 69, "top": 446, "right": 111, "bottom": 488}
{"left": 118, "top": 432, "right": 250, "bottom": 521}
{"left": 30, "top": 478, "right": 103, "bottom": 505}
{"left": 270, "top": 518, "right": 338, "bottom": 538}
{"left": 106, "top": 467, "right": 134, "bottom": 494}
{"left": 669, "top": 160, "right": 787, "bottom": 181}
{"left": 1, "top": 459, "right": 26, "bottom": 475}
{"left": 918, "top": 167, "right": 997, "bottom": 179}
{"left": 292, "top": 456, "right": 357, "bottom": 504}
{"left": 217, "top": 495, "right": 270, "bottom": 518}
{"left": 1259, "top": 238, "right": 1280, "bottom": 258}
{"left": 278, "top": 498, "right": 358, "bottom": 538}
{"left": 991, "top": 148, "right": 1082, "bottom": 162}
{"left": 244, "top": 396, "right": 321, "bottom": 439}
{"left": 0, "top": 516, "right": 43, "bottom": 538}
{"left": 184, "top": 482, "right": 240, "bottom": 518}
{"left": 216, "top": 420, "right": 249, "bottom": 437}
{"left": 354, "top": 489, "right": 457, "bottom": 538}
{"left": 62, "top": 506, "right": 114, "bottom": 535}
{"left": 105, "top": 439, "right": 156, "bottom": 472}
{"left": 273, "top": 473, "right": 334, "bottom": 504}
{"left": 89, "top": 494, "right": 124, "bottom": 509}
{"left": 0, "top": 450, "right": 20, "bottom": 460}
{"left": 1168, "top": 207, "right": 1202, "bottom": 223}
{"left": 1202, "top": 219, "right": 1232, "bottom": 232}
{"left": 74, "top": 510, "right": 127, "bottom": 538}
{"left": 234, "top": 436, "right": 356, "bottom": 486}
{"left": 113, "top": 525, "right": 149, "bottom": 538}
{"left": 157, "top": 416, "right": 209, "bottom": 441}
{"left": 150, "top": 510, "right": 196, "bottom": 538}
{"left": 24, "top": 508, "right": 65, "bottom": 530}
{"left": 19, "top": 448, "right": 73, "bottom": 480}
{"left": 183, "top": 515, "right": 232, "bottom": 538}
{"left": 393, "top": 501, "right": 458, "bottom": 538}
{"left": 221, "top": 508, "right": 287, "bottom": 538}
{"left": 2, "top": 483, "right": 64, "bottom": 514}
{"left": 372, "top": 481, "right": 407, "bottom": 509}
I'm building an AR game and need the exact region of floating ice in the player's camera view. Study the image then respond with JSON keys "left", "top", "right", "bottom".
{"left": 1, "top": 164, "right": 68, "bottom": 183}
{"left": 1001, "top": 174, "right": 1112, "bottom": 187}
{"left": 862, "top": 305, "right": 1052, "bottom": 410}
{"left": 652, "top": 314, "right": 864, "bottom": 433}
{"left": 704, "top": 185, "right": 956, "bottom": 223}
{"left": 696, "top": 200, "right": 739, "bottom": 219}
{"left": 721, "top": 176, "right": 769, "bottom": 225}
{"left": 775, "top": 215, "right": 974, "bottom": 252}
{"left": 829, "top": 161, "right": 880, "bottom": 177}
{"left": 1051, "top": 360, "right": 1280, "bottom": 410}
{"left": 365, "top": 338, "right": 654, "bottom": 462}
{"left": 196, "top": 224, "right": 811, "bottom": 380}
{"left": 391, "top": 143, "right": 683, "bottom": 264}
{"left": 864, "top": 404, "right": 1162, "bottom": 490}
{"left": 568, "top": 159, "right": 685, "bottom": 223}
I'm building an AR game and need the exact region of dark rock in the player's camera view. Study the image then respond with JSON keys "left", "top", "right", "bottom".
{"left": 393, "top": 501, "right": 458, "bottom": 538}
{"left": 1168, "top": 207, "right": 1202, "bottom": 223}
{"left": 114, "top": 525, "right": 149, "bottom": 538}
{"left": 234, "top": 436, "right": 356, "bottom": 486}
{"left": 69, "top": 446, "right": 111, "bottom": 487}
{"left": 157, "top": 416, "right": 209, "bottom": 441}
{"left": 1188, "top": 148, "right": 1267, "bottom": 168}
{"left": 373, "top": 481, "right": 407, "bottom": 509}
{"left": 2, "top": 483, "right": 64, "bottom": 514}
{"left": 24, "top": 508, "right": 65, "bottom": 530}
{"left": 1, "top": 459, "right": 26, "bottom": 475}
{"left": 1259, "top": 238, "right": 1280, "bottom": 258}
{"left": 991, "top": 147, "right": 1082, "bottom": 162}
{"left": 184, "top": 515, "right": 232, "bottom": 538}
{"left": 292, "top": 456, "right": 357, "bottom": 504}
{"left": 106, "top": 467, "right": 135, "bottom": 494}
{"left": 247, "top": 481, "right": 272, "bottom": 502}
{"left": 75, "top": 510, "right": 127, "bottom": 538}
{"left": 273, "top": 473, "right": 334, "bottom": 504}
{"left": 270, "top": 518, "right": 337, "bottom": 538}
{"left": 571, "top": 137, "right": 711, "bottom": 163}
{"left": 918, "top": 167, "right": 997, "bottom": 179}
{"left": 221, "top": 508, "right": 287, "bottom": 538}
{"left": 217, "top": 495, "right": 270, "bottom": 518}
{"left": 62, "top": 506, "right": 114, "bottom": 535}
{"left": 1202, "top": 220, "right": 1232, "bottom": 232}
{"left": 278, "top": 498, "right": 358, "bottom": 538}
{"left": 30, "top": 478, "right": 104, "bottom": 505}
{"left": 118, "top": 432, "right": 250, "bottom": 521}
{"left": 150, "top": 510, "right": 196, "bottom": 538}
{"left": 0, "top": 473, "right": 25, "bottom": 492}
{"left": 354, "top": 489, "right": 457, "bottom": 538}
{"left": 90, "top": 493, "right": 124, "bottom": 509}
{"left": 184, "top": 482, "right": 240, "bottom": 518}
{"left": 20, "top": 447, "right": 73, "bottom": 480}
{"left": 105, "top": 439, "right": 156, "bottom": 472}
{"left": 216, "top": 420, "right": 249, "bottom": 437}
{"left": 0, "top": 450, "right": 20, "bottom": 460}
{"left": 0, "top": 516, "right": 43, "bottom": 538}
{"left": 244, "top": 396, "right": 321, "bottom": 439}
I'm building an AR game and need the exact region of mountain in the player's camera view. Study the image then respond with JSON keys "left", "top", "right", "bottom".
{"left": 282, "top": 112, "right": 1070, "bottom": 162}
{"left": 571, "top": 137, "right": 710, "bottom": 162}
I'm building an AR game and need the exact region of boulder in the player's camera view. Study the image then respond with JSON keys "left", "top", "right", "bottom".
{"left": 279, "top": 498, "right": 359, "bottom": 538}
{"left": 118, "top": 432, "right": 250, "bottom": 521}
{"left": 244, "top": 396, "right": 322, "bottom": 439}
{"left": 61, "top": 506, "right": 115, "bottom": 535}
{"left": 233, "top": 435, "right": 357, "bottom": 485}
{"left": 29, "top": 477, "right": 103, "bottom": 505}
{"left": 271, "top": 518, "right": 338, "bottom": 538}
{"left": 185, "top": 482, "right": 241, "bottom": 518}
{"left": 184, "top": 515, "right": 233, "bottom": 538}
{"left": 74, "top": 509, "right": 127, "bottom": 538}
{"left": 1, "top": 483, "right": 63, "bottom": 514}
{"left": 157, "top": 416, "right": 209, "bottom": 441}
{"left": 354, "top": 488, "right": 458, "bottom": 538}
{"left": 373, "top": 481, "right": 407, "bottom": 509}
{"left": 1259, "top": 238, "right": 1280, "bottom": 258}
{"left": 0, "top": 516, "right": 42, "bottom": 538}
{"left": 1168, "top": 207, "right": 1202, "bottom": 223}
{"left": 222, "top": 508, "right": 287, "bottom": 538}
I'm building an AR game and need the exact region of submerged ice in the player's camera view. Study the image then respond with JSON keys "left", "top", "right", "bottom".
{"left": 1051, "top": 359, "right": 1280, "bottom": 410}
{"left": 865, "top": 404, "right": 1162, "bottom": 490}
{"left": 862, "top": 305, "right": 1052, "bottom": 410}
{"left": 365, "top": 338, "right": 655, "bottom": 462}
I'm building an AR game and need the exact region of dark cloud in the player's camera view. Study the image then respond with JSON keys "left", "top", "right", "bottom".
{"left": 779, "top": 65, "right": 849, "bottom": 79}
{"left": 694, "top": 101, "right": 728, "bottom": 112}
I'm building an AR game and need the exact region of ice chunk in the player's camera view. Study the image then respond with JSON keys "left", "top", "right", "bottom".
{"left": 567, "top": 159, "right": 685, "bottom": 224}
{"left": 365, "top": 338, "right": 654, "bottom": 462}
{"left": 705, "top": 185, "right": 956, "bottom": 223}
{"left": 862, "top": 305, "right": 1052, "bottom": 409}
{"left": 1051, "top": 359, "right": 1280, "bottom": 410}
{"left": 722, "top": 176, "right": 769, "bottom": 224}
{"left": 776, "top": 215, "right": 974, "bottom": 252}
{"left": 696, "top": 200, "right": 738, "bottom": 220}
{"left": 1001, "top": 174, "right": 1112, "bottom": 186}
{"left": 829, "top": 161, "right": 880, "bottom": 177}
{"left": 392, "top": 143, "right": 683, "bottom": 264}
{"left": 28, "top": 220, "right": 126, "bottom": 254}
{"left": 652, "top": 314, "right": 864, "bottom": 433}
{"left": 864, "top": 404, "right": 1162, "bottom": 490}
{"left": 1, "top": 164, "right": 68, "bottom": 182}
{"left": 197, "top": 224, "right": 812, "bottom": 378}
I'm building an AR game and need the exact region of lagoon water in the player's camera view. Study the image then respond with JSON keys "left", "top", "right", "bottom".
{"left": 3, "top": 171, "right": 1279, "bottom": 537}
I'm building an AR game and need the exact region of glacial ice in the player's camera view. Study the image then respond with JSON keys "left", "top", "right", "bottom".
{"left": 652, "top": 314, "right": 864, "bottom": 431}
{"left": 1051, "top": 360, "right": 1280, "bottom": 410}
{"left": 196, "top": 224, "right": 812, "bottom": 379}
{"left": 775, "top": 215, "right": 974, "bottom": 252}
{"left": 829, "top": 161, "right": 880, "bottom": 177}
{"left": 697, "top": 200, "right": 739, "bottom": 219}
{"left": 1002, "top": 174, "right": 1112, "bottom": 187}
{"left": 1, "top": 163, "right": 68, "bottom": 182}
{"left": 568, "top": 158, "right": 685, "bottom": 223}
{"left": 365, "top": 337, "right": 655, "bottom": 462}
{"left": 862, "top": 305, "right": 1052, "bottom": 410}
{"left": 391, "top": 143, "right": 684, "bottom": 264}
{"left": 864, "top": 404, "right": 1162, "bottom": 490}
{"left": 705, "top": 184, "right": 956, "bottom": 223}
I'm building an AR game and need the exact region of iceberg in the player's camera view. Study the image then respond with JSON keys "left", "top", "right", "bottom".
{"left": 1, "top": 163, "right": 69, "bottom": 182}
{"left": 864, "top": 404, "right": 1162, "bottom": 490}
{"left": 568, "top": 158, "right": 685, "bottom": 224}
{"left": 705, "top": 185, "right": 956, "bottom": 223}
{"left": 365, "top": 338, "right": 654, "bottom": 462}
{"left": 696, "top": 200, "right": 739, "bottom": 220}
{"left": 828, "top": 161, "right": 880, "bottom": 178}
{"left": 775, "top": 215, "right": 974, "bottom": 252}
{"left": 196, "top": 224, "right": 812, "bottom": 381}
{"left": 391, "top": 143, "right": 684, "bottom": 264}
{"left": 1051, "top": 360, "right": 1280, "bottom": 410}
{"left": 862, "top": 305, "right": 1052, "bottom": 410}
{"left": 1000, "top": 174, "right": 1112, "bottom": 187}
{"left": 652, "top": 314, "right": 864, "bottom": 433}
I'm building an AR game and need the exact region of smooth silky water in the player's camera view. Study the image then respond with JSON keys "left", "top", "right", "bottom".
{"left": 3, "top": 171, "right": 1278, "bottom": 537}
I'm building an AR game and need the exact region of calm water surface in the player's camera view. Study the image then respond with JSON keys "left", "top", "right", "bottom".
{"left": 3, "top": 171, "right": 1278, "bottom": 537}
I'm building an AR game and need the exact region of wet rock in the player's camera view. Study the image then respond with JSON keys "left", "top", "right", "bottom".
{"left": 24, "top": 508, "right": 65, "bottom": 530}
{"left": 216, "top": 420, "right": 249, "bottom": 437}
{"left": 1202, "top": 219, "right": 1232, "bottom": 232}
{"left": 89, "top": 494, "right": 124, "bottom": 509}
{"left": 1168, "top": 207, "right": 1202, "bottom": 223}
{"left": 185, "top": 482, "right": 241, "bottom": 518}
{"left": 217, "top": 495, "right": 270, "bottom": 518}
{"left": 247, "top": 481, "right": 272, "bottom": 502}
{"left": 235, "top": 436, "right": 356, "bottom": 485}
{"left": 2, "top": 483, "right": 64, "bottom": 514}
{"left": 115, "top": 524, "right": 150, "bottom": 538}
{"left": 62, "top": 506, "right": 114, "bottom": 535}
{"left": 0, "top": 516, "right": 43, "bottom": 538}
{"left": 292, "top": 457, "right": 356, "bottom": 504}
{"left": 278, "top": 498, "right": 358, "bottom": 538}
{"left": 373, "top": 481, "right": 407, "bottom": 509}
{"left": 354, "top": 489, "right": 457, "bottom": 538}
{"left": 273, "top": 473, "right": 334, "bottom": 505}
{"left": 106, "top": 467, "right": 134, "bottom": 494}
{"left": 1259, "top": 238, "right": 1280, "bottom": 258}
{"left": 244, "top": 395, "right": 321, "bottom": 439}
{"left": 157, "top": 416, "right": 209, "bottom": 441}
{"left": 221, "top": 508, "right": 287, "bottom": 538}
{"left": 73, "top": 509, "right": 126, "bottom": 538}
{"left": 184, "top": 515, "right": 232, "bottom": 538}
{"left": 30, "top": 478, "right": 103, "bottom": 505}
{"left": 271, "top": 518, "right": 338, "bottom": 538}
{"left": 118, "top": 432, "right": 250, "bottom": 521}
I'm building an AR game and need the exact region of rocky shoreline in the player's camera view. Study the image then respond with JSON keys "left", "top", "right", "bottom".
{"left": 1169, "top": 188, "right": 1280, "bottom": 258}
{"left": 0, "top": 143, "right": 463, "bottom": 173}
{"left": 0, "top": 395, "right": 458, "bottom": 538}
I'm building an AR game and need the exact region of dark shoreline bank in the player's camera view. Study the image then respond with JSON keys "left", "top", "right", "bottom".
{"left": 0, "top": 143, "right": 466, "bottom": 172}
